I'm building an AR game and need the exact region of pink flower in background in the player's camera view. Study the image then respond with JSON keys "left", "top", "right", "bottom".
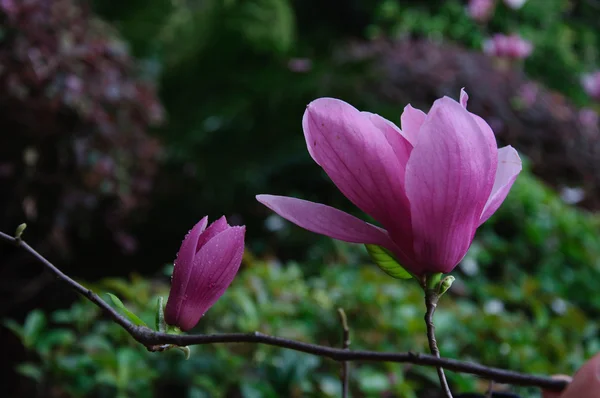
{"left": 516, "top": 82, "right": 539, "bottom": 107}
{"left": 257, "top": 90, "right": 521, "bottom": 275}
{"left": 287, "top": 58, "right": 313, "bottom": 73}
{"left": 582, "top": 72, "right": 600, "bottom": 101}
{"left": 579, "top": 108, "right": 599, "bottom": 128}
{"left": 467, "top": 0, "right": 496, "bottom": 22}
{"left": 165, "top": 217, "right": 245, "bottom": 331}
{"left": 483, "top": 34, "right": 533, "bottom": 60}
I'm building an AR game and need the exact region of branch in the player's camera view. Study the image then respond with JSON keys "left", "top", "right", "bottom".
{"left": 0, "top": 230, "right": 568, "bottom": 393}
{"left": 424, "top": 289, "right": 453, "bottom": 398}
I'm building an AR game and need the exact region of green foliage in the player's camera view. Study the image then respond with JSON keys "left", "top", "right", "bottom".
{"left": 7, "top": 167, "right": 600, "bottom": 396}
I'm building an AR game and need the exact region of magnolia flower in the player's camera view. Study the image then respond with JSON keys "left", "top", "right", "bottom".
{"left": 483, "top": 34, "right": 533, "bottom": 60}
{"left": 257, "top": 90, "right": 521, "bottom": 275}
{"left": 582, "top": 72, "right": 600, "bottom": 101}
{"left": 165, "top": 216, "right": 245, "bottom": 331}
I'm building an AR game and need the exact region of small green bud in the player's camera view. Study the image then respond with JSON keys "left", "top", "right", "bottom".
{"left": 176, "top": 345, "right": 191, "bottom": 360}
{"left": 437, "top": 275, "right": 455, "bottom": 297}
{"left": 15, "top": 223, "right": 27, "bottom": 240}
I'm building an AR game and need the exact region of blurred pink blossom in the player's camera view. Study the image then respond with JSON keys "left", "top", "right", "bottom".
{"left": 582, "top": 72, "right": 600, "bottom": 101}
{"left": 467, "top": 0, "right": 496, "bottom": 22}
{"left": 287, "top": 58, "right": 313, "bottom": 73}
{"left": 579, "top": 108, "right": 599, "bottom": 128}
{"left": 483, "top": 34, "right": 533, "bottom": 60}
{"left": 115, "top": 231, "right": 138, "bottom": 254}
{"left": 0, "top": 0, "right": 16, "bottom": 15}
{"left": 517, "top": 82, "right": 539, "bottom": 107}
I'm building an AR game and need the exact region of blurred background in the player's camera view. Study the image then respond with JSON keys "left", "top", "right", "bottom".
{"left": 2, "top": 0, "right": 600, "bottom": 397}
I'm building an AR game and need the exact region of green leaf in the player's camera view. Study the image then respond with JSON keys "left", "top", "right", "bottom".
{"left": 37, "top": 329, "right": 77, "bottom": 356}
{"left": 23, "top": 310, "right": 46, "bottom": 348}
{"left": 357, "top": 367, "right": 391, "bottom": 394}
{"left": 16, "top": 363, "right": 42, "bottom": 382}
{"left": 3, "top": 318, "right": 24, "bottom": 339}
{"left": 365, "top": 244, "right": 412, "bottom": 279}
{"left": 106, "top": 293, "right": 148, "bottom": 327}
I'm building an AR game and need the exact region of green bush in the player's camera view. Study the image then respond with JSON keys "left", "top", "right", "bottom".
{"left": 6, "top": 169, "right": 600, "bottom": 397}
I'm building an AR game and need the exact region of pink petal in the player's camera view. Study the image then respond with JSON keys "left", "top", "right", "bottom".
{"left": 302, "top": 98, "right": 413, "bottom": 246}
{"left": 172, "top": 226, "right": 246, "bottom": 331}
{"left": 459, "top": 88, "right": 469, "bottom": 108}
{"left": 165, "top": 217, "right": 208, "bottom": 326}
{"left": 479, "top": 146, "right": 522, "bottom": 225}
{"left": 256, "top": 194, "right": 394, "bottom": 246}
{"left": 400, "top": 104, "right": 426, "bottom": 146}
{"left": 196, "top": 216, "right": 229, "bottom": 251}
{"left": 404, "top": 97, "right": 495, "bottom": 273}
{"left": 363, "top": 112, "right": 413, "bottom": 164}
{"left": 460, "top": 88, "right": 499, "bottom": 179}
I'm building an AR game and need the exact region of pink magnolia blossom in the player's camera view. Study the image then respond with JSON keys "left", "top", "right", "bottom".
{"left": 483, "top": 34, "right": 533, "bottom": 60}
{"left": 582, "top": 72, "right": 600, "bottom": 101}
{"left": 165, "top": 217, "right": 245, "bottom": 331}
{"left": 257, "top": 90, "right": 521, "bottom": 275}
{"left": 467, "top": 0, "right": 496, "bottom": 22}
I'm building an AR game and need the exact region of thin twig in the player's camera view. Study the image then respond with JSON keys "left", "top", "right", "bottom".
{"left": 0, "top": 231, "right": 568, "bottom": 393}
{"left": 486, "top": 380, "right": 495, "bottom": 398}
{"left": 424, "top": 289, "right": 453, "bottom": 398}
{"left": 337, "top": 308, "right": 350, "bottom": 398}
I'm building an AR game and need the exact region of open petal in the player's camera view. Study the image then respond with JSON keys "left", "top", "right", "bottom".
{"left": 404, "top": 97, "right": 495, "bottom": 273}
{"left": 363, "top": 112, "right": 412, "bottom": 164}
{"left": 400, "top": 104, "right": 426, "bottom": 146}
{"left": 459, "top": 88, "right": 469, "bottom": 107}
{"left": 302, "top": 98, "right": 412, "bottom": 238}
{"left": 460, "top": 89, "right": 499, "bottom": 166}
{"left": 172, "top": 226, "right": 246, "bottom": 331}
{"left": 479, "top": 146, "right": 522, "bottom": 225}
{"left": 257, "top": 194, "right": 395, "bottom": 247}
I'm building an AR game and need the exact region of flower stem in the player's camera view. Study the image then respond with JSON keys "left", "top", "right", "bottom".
{"left": 424, "top": 289, "right": 453, "bottom": 398}
{"left": 337, "top": 308, "right": 350, "bottom": 398}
